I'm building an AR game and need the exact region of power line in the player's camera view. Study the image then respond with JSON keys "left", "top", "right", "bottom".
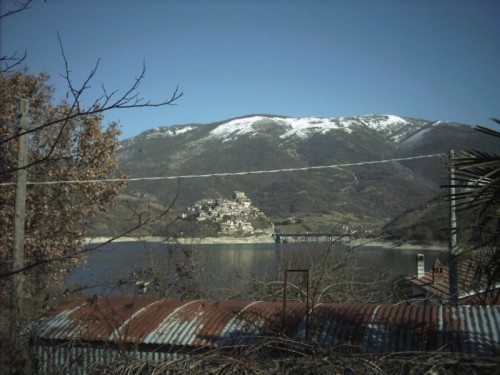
{"left": 0, "top": 153, "right": 446, "bottom": 187}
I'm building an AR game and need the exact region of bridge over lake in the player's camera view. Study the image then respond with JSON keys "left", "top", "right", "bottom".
{"left": 272, "top": 232, "right": 351, "bottom": 244}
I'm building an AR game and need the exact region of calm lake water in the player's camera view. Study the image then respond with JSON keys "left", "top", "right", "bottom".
{"left": 66, "top": 241, "right": 445, "bottom": 296}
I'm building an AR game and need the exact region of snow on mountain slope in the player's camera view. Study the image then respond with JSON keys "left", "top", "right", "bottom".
{"left": 208, "top": 115, "right": 354, "bottom": 141}
{"left": 359, "top": 115, "right": 409, "bottom": 130}
{"left": 123, "top": 126, "right": 197, "bottom": 146}
{"left": 208, "top": 116, "right": 267, "bottom": 141}
{"left": 279, "top": 117, "right": 353, "bottom": 138}
{"left": 206, "top": 114, "right": 420, "bottom": 143}
{"left": 144, "top": 125, "right": 196, "bottom": 139}
{"left": 355, "top": 115, "right": 417, "bottom": 142}
{"left": 124, "top": 114, "right": 427, "bottom": 148}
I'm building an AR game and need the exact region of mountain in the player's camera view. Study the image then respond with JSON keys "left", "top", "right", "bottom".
{"left": 86, "top": 114, "right": 500, "bottom": 239}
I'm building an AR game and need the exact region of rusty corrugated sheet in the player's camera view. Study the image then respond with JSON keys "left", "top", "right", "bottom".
{"left": 34, "top": 297, "right": 162, "bottom": 342}
{"left": 308, "top": 303, "right": 376, "bottom": 348}
{"left": 363, "top": 304, "right": 438, "bottom": 352}
{"left": 30, "top": 297, "right": 500, "bottom": 355}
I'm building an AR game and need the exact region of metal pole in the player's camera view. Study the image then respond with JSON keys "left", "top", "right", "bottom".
{"left": 448, "top": 150, "right": 458, "bottom": 303}
{"left": 10, "top": 99, "right": 29, "bottom": 342}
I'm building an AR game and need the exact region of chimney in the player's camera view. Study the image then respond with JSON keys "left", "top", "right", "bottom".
{"left": 416, "top": 254, "right": 425, "bottom": 278}
{"left": 432, "top": 258, "right": 443, "bottom": 283}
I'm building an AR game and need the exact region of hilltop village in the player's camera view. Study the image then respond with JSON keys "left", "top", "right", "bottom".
{"left": 177, "top": 191, "right": 272, "bottom": 237}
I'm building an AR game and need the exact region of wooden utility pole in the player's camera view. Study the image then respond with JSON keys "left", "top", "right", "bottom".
{"left": 448, "top": 149, "right": 458, "bottom": 303}
{"left": 10, "top": 99, "right": 29, "bottom": 343}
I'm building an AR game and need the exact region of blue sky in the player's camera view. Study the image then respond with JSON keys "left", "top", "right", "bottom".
{"left": 2, "top": 0, "right": 500, "bottom": 139}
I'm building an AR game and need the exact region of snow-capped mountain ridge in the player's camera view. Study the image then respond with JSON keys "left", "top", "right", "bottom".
{"left": 142, "top": 125, "right": 196, "bottom": 140}
{"left": 105, "top": 114, "right": 497, "bottom": 239}
{"left": 127, "top": 114, "right": 429, "bottom": 145}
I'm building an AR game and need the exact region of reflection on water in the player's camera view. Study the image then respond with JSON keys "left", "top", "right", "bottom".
{"left": 66, "top": 241, "right": 444, "bottom": 296}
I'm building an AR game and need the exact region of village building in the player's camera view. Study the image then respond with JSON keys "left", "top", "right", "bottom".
{"left": 407, "top": 254, "right": 500, "bottom": 305}
{"left": 180, "top": 191, "right": 271, "bottom": 236}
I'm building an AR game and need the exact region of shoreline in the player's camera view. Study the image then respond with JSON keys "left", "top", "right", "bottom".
{"left": 85, "top": 236, "right": 447, "bottom": 251}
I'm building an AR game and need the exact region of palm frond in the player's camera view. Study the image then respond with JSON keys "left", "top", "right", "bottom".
{"left": 448, "top": 120, "right": 500, "bottom": 239}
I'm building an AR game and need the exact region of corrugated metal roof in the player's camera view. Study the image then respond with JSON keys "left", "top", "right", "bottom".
{"left": 29, "top": 297, "right": 500, "bottom": 355}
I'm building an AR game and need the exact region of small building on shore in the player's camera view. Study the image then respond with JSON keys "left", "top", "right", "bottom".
{"left": 407, "top": 254, "right": 500, "bottom": 305}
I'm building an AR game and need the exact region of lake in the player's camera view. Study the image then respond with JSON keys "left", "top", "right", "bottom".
{"left": 66, "top": 240, "right": 445, "bottom": 298}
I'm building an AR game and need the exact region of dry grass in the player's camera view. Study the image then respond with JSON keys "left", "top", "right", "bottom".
{"left": 88, "top": 343, "right": 500, "bottom": 375}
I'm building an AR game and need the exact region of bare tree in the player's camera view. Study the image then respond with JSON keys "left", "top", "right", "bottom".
{"left": 235, "top": 238, "right": 401, "bottom": 306}
{"left": 0, "top": 1, "right": 33, "bottom": 73}
{"left": 0, "top": 4, "right": 183, "bottom": 372}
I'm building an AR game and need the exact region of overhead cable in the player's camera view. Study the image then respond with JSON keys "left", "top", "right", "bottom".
{"left": 0, "top": 153, "right": 446, "bottom": 187}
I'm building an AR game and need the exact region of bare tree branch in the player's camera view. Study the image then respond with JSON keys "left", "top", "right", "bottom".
{"left": 0, "top": 1, "right": 33, "bottom": 72}
{"left": 0, "top": 0, "right": 33, "bottom": 19}
{"left": 0, "top": 37, "right": 183, "bottom": 176}
{"left": 0, "top": 50, "right": 27, "bottom": 74}
{"left": 0, "top": 183, "right": 180, "bottom": 279}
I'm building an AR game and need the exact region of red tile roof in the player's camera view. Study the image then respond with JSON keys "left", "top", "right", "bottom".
{"left": 407, "top": 259, "right": 500, "bottom": 304}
